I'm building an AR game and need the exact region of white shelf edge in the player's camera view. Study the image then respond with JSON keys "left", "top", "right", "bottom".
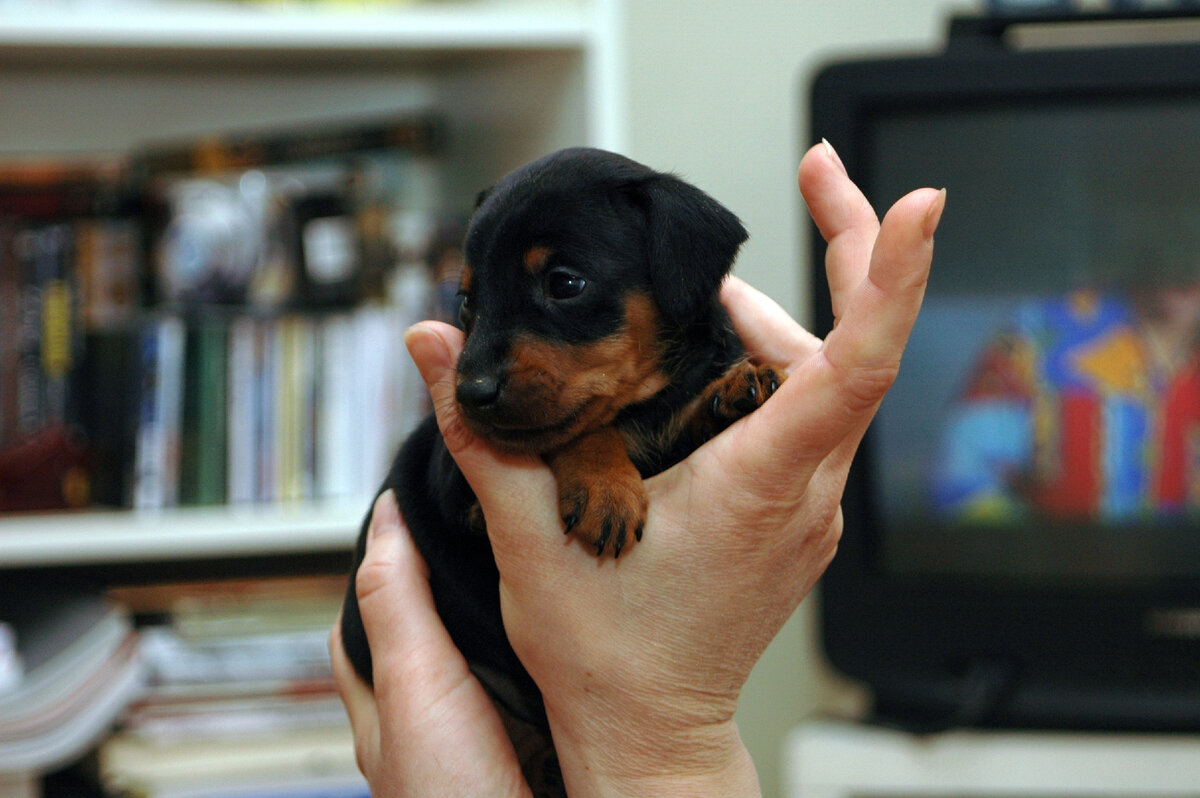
{"left": 0, "top": 2, "right": 592, "bottom": 54}
{"left": 785, "top": 720, "right": 1200, "bottom": 796}
{"left": 0, "top": 497, "right": 370, "bottom": 567}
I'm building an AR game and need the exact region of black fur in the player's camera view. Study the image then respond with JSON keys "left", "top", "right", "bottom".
{"left": 340, "top": 148, "right": 752, "bottom": 794}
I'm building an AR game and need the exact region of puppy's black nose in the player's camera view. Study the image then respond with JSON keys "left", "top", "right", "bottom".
{"left": 457, "top": 375, "right": 502, "bottom": 409}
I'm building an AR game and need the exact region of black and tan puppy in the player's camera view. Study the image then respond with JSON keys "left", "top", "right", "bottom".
{"left": 340, "top": 147, "right": 781, "bottom": 793}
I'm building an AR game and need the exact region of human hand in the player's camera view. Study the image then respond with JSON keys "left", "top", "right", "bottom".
{"left": 329, "top": 491, "right": 532, "bottom": 798}
{"left": 398, "top": 140, "right": 944, "bottom": 797}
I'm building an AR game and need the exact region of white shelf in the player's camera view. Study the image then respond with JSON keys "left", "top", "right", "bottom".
{"left": 0, "top": 498, "right": 368, "bottom": 567}
{"left": 0, "top": 1, "right": 593, "bottom": 57}
{"left": 785, "top": 720, "right": 1200, "bottom": 798}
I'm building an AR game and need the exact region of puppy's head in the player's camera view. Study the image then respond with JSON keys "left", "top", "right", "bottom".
{"left": 453, "top": 147, "right": 747, "bottom": 454}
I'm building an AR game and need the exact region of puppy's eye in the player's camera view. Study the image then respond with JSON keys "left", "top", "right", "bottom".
{"left": 544, "top": 269, "right": 587, "bottom": 301}
{"left": 457, "top": 291, "right": 475, "bottom": 330}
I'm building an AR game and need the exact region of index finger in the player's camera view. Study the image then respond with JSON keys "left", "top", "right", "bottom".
{"left": 800, "top": 140, "right": 880, "bottom": 325}
{"left": 715, "top": 185, "right": 944, "bottom": 492}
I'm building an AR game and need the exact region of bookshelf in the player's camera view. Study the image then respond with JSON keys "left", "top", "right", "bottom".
{"left": 0, "top": 0, "right": 623, "bottom": 570}
{"left": 0, "top": 3, "right": 592, "bottom": 52}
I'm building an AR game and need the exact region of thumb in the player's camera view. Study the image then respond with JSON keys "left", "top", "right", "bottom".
{"left": 402, "top": 322, "right": 471, "bottom": 456}
{"left": 403, "top": 323, "right": 560, "bottom": 570}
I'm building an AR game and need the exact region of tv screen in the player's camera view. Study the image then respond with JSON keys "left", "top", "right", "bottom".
{"left": 874, "top": 98, "right": 1200, "bottom": 585}
{"left": 811, "top": 12, "right": 1200, "bottom": 731}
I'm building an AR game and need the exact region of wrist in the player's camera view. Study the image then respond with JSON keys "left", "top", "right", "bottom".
{"left": 547, "top": 712, "right": 760, "bottom": 798}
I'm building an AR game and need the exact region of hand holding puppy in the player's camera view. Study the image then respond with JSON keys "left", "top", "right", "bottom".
{"left": 331, "top": 141, "right": 944, "bottom": 797}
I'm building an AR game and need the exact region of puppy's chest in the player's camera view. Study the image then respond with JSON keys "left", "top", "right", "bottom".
{"left": 613, "top": 385, "right": 716, "bottom": 478}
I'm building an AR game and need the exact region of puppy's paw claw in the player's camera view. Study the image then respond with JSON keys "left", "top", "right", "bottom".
{"left": 557, "top": 477, "right": 646, "bottom": 559}
{"left": 708, "top": 363, "right": 781, "bottom": 420}
{"left": 693, "top": 361, "right": 784, "bottom": 444}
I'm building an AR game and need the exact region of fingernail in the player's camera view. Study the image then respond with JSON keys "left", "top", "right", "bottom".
{"left": 822, "top": 138, "right": 848, "bottom": 177}
{"left": 371, "top": 489, "right": 400, "bottom": 539}
{"left": 923, "top": 188, "right": 948, "bottom": 243}
{"left": 404, "top": 323, "right": 451, "bottom": 368}
{"left": 403, "top": 324, "right": 454, "bottom": 391}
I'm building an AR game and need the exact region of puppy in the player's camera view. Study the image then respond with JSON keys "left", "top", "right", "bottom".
{"left": 340, "top": 148, "right": 781, "bottom": 794}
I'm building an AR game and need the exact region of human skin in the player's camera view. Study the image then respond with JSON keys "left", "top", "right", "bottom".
{"left": 330, "top": 140, "right": 944, "bottom": 797}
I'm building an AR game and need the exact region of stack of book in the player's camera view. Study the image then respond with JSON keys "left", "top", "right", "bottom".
{"left": 101, "top": 576, "right": 366, "bottom": 798}
{"left": 125, "top": 299, "right": 430, "bottom": 511}
{"left": 0, "top": 594, "right": 143, "bottom": 793}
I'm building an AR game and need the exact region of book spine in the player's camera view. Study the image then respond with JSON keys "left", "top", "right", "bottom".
{"left": 15, "top": 227, "right": 49, "bottom": 441}
{"left": 133, "top": 317, "right": 185, "bottom": 510}
{"left": 226, "top": 316, "right": 257, "bottom": 505}
{"left": 315, "top": 314, "right": 356, "bottom": 499}
{"left": 180, "top": 318, "right": 229, "bottom": 506}
{"left": 0, "top": 221, "right": 18, "bottom": 450}
{"left": 256, "top": 320, "right": 279, "bottom": 502}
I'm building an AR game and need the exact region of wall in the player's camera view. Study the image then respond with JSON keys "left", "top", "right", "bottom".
{"left": 619, "top": 2, "right": 975, "bottom": 795}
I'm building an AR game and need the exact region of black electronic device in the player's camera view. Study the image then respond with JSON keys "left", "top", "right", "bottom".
{"left": 810, "top": 9, "right": 1200, "bottom": 732}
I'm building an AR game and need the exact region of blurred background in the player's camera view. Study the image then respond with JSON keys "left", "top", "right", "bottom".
{"left": 0, "top": 2, "right": 980, "bottom": 797}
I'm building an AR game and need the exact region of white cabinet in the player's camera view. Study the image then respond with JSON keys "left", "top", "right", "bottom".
{"left": 785, "top": 720, "right": 1200, "bottom": 798}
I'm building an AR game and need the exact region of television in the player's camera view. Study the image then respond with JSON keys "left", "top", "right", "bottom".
{"left": 810, "top": 9, "right": 1200, "bottom": 732}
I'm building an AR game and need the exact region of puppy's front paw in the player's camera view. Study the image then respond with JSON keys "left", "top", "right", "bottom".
{"left": 559, "top": 468, "right": 647, "bottom": 558}
{"left": 695, "top": 361, "right": 783, "bottom": 442}
{"left": 547, "top": 427, "right": 647, "bottom": 558}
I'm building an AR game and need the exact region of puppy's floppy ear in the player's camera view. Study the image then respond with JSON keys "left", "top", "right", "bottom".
{"left": 631, "top": 173, "right": 748, "bottom": 323}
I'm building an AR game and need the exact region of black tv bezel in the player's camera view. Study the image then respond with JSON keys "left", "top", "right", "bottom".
{"left": 810, "top": 19, "right": 1200, "bottom": 731}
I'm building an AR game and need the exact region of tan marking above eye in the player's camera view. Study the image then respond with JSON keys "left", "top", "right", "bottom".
{"left": 523, "top": 246, "right": 554, "bottom": 275}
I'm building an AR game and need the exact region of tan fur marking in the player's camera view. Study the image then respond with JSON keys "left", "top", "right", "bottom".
{"left": 467, "top": 293, "right": 668, "bottom": 454}
{"left": 506, "top": 294, "right": 666, "bottom": 434}
{"left": 523, "top": 246, "right": 554, "bottom": 275}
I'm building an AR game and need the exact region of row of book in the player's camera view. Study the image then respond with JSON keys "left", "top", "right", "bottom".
{"left": 91, "top": 290, "right": 432, "bottom": 511}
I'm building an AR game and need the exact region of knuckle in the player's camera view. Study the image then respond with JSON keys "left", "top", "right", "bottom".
{"left": 354, "top": 554, "right": 398, "bottom": 604}
{"left": 838, "top": 361, "right": 900, "bottom": 416}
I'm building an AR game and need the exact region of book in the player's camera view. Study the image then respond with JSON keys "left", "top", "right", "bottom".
{"left": 0, "top": 622, "right": 18, "bottom": 695}
{"left": 315, "top": 313, "right": 359, "bottom": 500}
{"left": 78, "top": 324, "right": 141, "bottom": 507}
{"left": 76, "top": 216, "right": 141, "bottom": 331}
{"left": 0, "top": 594, "right": 142, "bottom": 774}
{"left": 226, "top": 316, "right": 258, "bottom": 504}
{"left": 0, "top": 772, "right": 36, "bottom": 798}
{"left": 98, "top": 726, "right": 367, "bottom": 798}
{"left": 180, "top": 318, "right": 230, "bottom": 506}
{"left": 99, "top": 574, "right": 361, "bottom": 797}
{"left": 12, "top": 223, "right": 77, "bottom": 443}
{"left": 0, "top": 220, "right": 18, "bottom": 452}
{"left": 132, "top": 316, "right": 186, "bottom": 509}
{"left": 277, "top": 316, "right": 316, "bottom": 502}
